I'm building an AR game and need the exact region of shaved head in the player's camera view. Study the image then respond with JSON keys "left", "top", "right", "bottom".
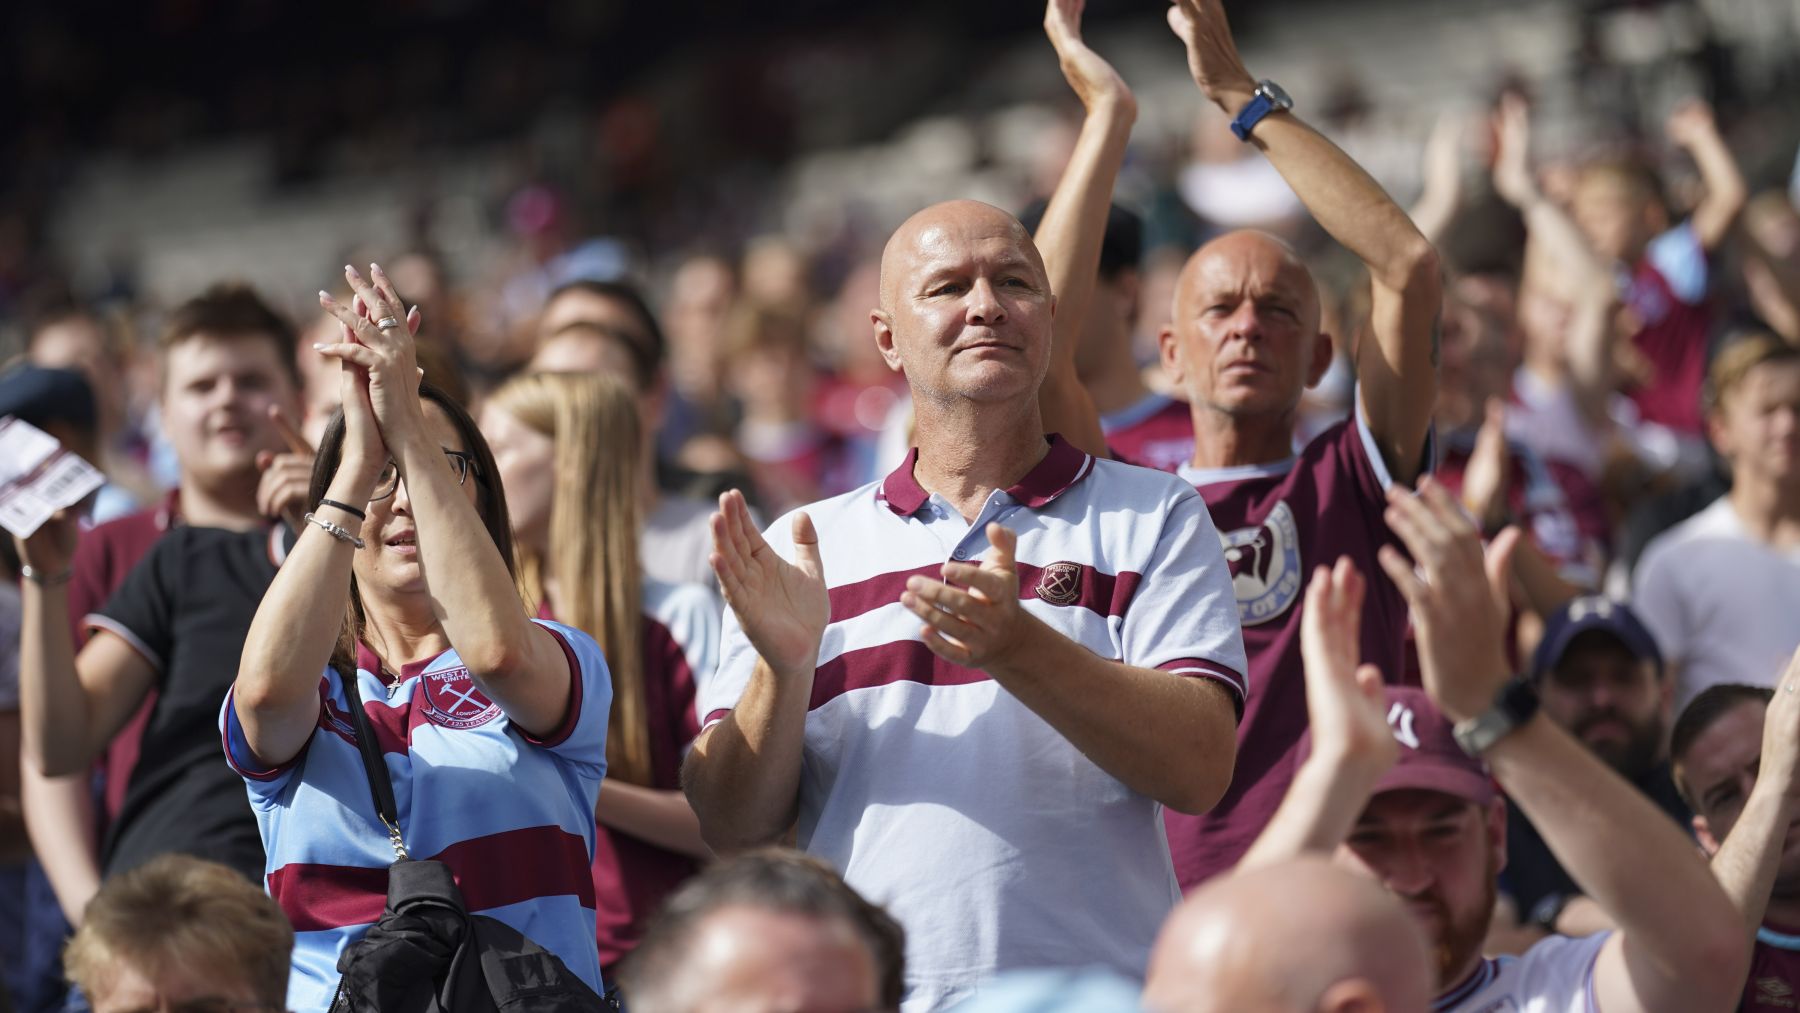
{"left": 879, "top": 200, "right": 1047, "bottom": 311}
{"left": 1143, "top": 857, "right": 1431, "bottom": 1013}
{"left": 1173, "top": 230, "right": 1320, "bottom": 331}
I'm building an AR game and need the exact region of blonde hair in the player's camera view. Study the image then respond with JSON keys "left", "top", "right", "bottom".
{"left": 1706, "top": 332, "right": 1800, "bottom": 414}
{"left": 64, "top": 854, "right": 293, "bottom": 1005}
{"left": 489, "top": 371, "right": 652, "bottom": 785}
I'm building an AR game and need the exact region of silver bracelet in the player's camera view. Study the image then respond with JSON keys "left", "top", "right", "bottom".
{"left": 303, "top": 512, "right": 366, "bottom": 549}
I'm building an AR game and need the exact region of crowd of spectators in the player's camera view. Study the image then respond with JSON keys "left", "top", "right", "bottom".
{"left": 2, "top": 0, "right": 1800, "bottom": 1010}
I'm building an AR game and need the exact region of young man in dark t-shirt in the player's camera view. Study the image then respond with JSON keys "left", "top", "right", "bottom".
{"left": 16, "top": 284, "right": 310, "bottom": 893}
{"left": 1035, "top": 0, "right": 1439, "bottom": 886}
{"left": 1672, "top": 669, "right": 1800, "bottom": 1012}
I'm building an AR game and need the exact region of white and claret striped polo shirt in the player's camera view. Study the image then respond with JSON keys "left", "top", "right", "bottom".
{"left": 699, "top": 435, "right": 1247, "bottom": 1012}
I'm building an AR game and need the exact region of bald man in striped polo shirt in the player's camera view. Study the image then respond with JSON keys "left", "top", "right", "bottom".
{"left": 683, "top": 195, "right": 1247, "bottom": 1010}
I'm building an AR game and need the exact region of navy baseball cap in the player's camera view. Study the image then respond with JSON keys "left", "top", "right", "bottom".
{"left": 1529, "top": 595, "right": 1663, "bottom": 682}
{"left": 1297, "top": 685, "right": 1495, "bottom": 806}
{"left": 0, "top": 365, "right": 96, "bottom": 432}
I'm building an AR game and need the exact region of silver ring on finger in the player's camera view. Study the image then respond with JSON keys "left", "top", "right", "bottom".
{"left": 375, "top": 316, "right": 402, "bottom": 331}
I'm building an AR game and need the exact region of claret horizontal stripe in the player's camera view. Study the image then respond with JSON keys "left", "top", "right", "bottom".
{"left": 826, "top": 560, "right": 1143, "bottom": 625}
{"left": 267, "top": 824, "right": 595, "bottom": 933}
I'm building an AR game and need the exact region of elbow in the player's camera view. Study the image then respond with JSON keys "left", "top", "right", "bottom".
{"left": 1690, "top": 927, "right": 1752, "bottom": 1009}
{"left": 1393, "top": 235, "right": 1443, "bottom": 303}
{"left": 1164, "top": 746, "right": 1236, "bottom": 816}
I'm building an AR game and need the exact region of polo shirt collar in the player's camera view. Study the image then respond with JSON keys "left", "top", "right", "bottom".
{"left": 878, "top": 433, "right": 1091, "bottom": 517}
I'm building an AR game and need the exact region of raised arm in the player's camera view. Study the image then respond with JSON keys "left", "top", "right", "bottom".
{"left": 1169, "top": 0, "right": 1440, "bottom": 481}
{"left": 234, "top": 297, "right": 401, "bottom": 766}
{"left": 1666, "top": 100, "right": 1747, "bottom": 253}
{"left": 683, "top": 492, "right": 830, "bottom": 852}
{"left": 1492, "top": 95, "right": 1620, "bottom": 426}
{"left": 1032, "top": 0, "right": 1134, "bottom": 460}
{"left": 1707, "top": 649, "right": 1800, "bottom": 936}
{"left": 1380, "top": 481, "right": 1747, "bottom": 1013}
{"left": 1409, "top": 111, "right": 1469, "bottom": 246}
{"left": 14, "top": 515, "right": 156, "bottom": 776}
{"left": 1238, "top": 558, "right": 1396, "bottom": 868}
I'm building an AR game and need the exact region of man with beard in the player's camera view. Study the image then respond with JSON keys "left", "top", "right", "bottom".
{"left": 1499, "top": 596, "right": 1691, "bottom": 939}
{"left": 1266, "top": 481, "right": 1745, "bottom": 1011}
{"left": 1671, "top": 651, "right": 1800, "bottom": 1011}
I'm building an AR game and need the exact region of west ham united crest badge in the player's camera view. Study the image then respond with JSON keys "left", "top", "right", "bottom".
{"left": 1034, "top": 561, "right": 1083, "bottom": 607}
{"left": 420, "top": 667, "right": 502, "bottom": 730}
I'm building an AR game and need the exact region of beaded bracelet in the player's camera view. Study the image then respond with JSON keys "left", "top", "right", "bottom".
{"left": 304, "top": 512, "right": 366, "bottom": 549}
{"left": 20, "top": 564, "right": 73, "bottom": 587}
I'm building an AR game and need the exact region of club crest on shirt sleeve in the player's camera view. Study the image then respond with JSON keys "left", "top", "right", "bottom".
{"left": 420, "top": 667, "right": 502, "bottom": 730}
{"left": 1219, "top": 500, "right": 1303, "bottom": 626}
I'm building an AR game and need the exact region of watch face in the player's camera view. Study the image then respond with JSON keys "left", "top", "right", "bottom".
{"left": 1260, "top": 80, "right": 1294, "bottom": 110}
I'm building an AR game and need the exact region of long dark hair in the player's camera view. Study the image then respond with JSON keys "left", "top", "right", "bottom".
{"left": 307, "top": 380, "right": 516, "bottom": 675}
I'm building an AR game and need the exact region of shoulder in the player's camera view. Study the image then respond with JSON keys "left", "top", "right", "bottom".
{"left": 1087, "top": 456, "right": 1201, "bottom": 508}
{"left": 528, "top": 617, "right": 605, "bottom": 665}
{"left": 771, "top": 480, "right": 886, "bottom": 541}
{"left": 1639, "top": 498, "right": 1737, "bottom": 570}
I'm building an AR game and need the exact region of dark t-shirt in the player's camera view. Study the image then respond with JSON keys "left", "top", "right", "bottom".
{"left": 88, "top": 523, "right": 289, "bottom": 880}
{"left": 1163, "top": 415, "right": 1414, "bottom": 887}
{"left": 1500, "top": 762, "right": 1690, "bottom": 921}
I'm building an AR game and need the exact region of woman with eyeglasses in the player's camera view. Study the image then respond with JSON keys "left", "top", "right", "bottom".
{"left": 480, "top": 370, "right": 720, "bottom": 980}
{"left": 227, "top": 264, "right": 613, "bottom": 1011}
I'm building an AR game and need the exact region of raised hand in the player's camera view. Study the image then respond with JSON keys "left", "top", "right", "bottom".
{"left": 254, "top": 405, "right": 318, "bottom": 530}
{"left": 711, "top": 490, "right": 830, "bottom": 681}
{"left": 1298, "top": 557, "right": 1398, "bottom": 779}
{"left": 1045, "top": 0, "right": 1135, "bottom": 116}
{"left": 14, "top": 509, "right": 81, "bottom": 579}
{"left": 316, "top": 264, "right": 426, "bottom": 448}
{"left": 1166, "top": 0, "right": 1257, "bottom": 112}
{"left": 1763, "top": 648, "right": 1800, "bottom": 805}
{"left": 1665, "top": 98, "right": 1720, "bottom": 150}
{"left": 1491, "top": 93, "right": 1539, "bottom": 209}
{"left": 901, "top": 523, "right": 1036, "bottom": 670}
{"left": 1376, "top": 479, "right": 1523, "bottom": 721}
{"left": 1460, "top": 398, "right": 1511, "bottom": 533}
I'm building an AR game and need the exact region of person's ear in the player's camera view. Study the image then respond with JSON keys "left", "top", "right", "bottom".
{"left": 1694, "top": 814, "right": 1722, "bottom": 857}
{"left": 1158, "top": 325, "right": 1185, "bottom": 386}
{"left": 1707, "top": 405, "right": 1735, "bottom": 461}
{"left": 873, "top": 310, "right": 903, "bottom": 374}
{"left": 1307, "top": 331, "right": 1337, "bottom": 388}
{"left": 1318, "top": 979, "right": 1385, "bottom": 1013}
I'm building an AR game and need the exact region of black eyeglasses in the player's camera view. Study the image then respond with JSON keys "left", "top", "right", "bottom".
{"left": 370, "top": 449, "right": 480, "bottom": 502}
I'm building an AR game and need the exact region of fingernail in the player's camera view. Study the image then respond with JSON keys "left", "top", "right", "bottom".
{"left": 318, "top": 290, "right": 332, "bottom": 301}
{"left": 312, "top": 343, "right": 327, "bottom": 350}
{"left": 345, "top": 264, "right": 362, "bottom": 279}
{"left": 370, "top": 262, "right": 383, "bottom": 277}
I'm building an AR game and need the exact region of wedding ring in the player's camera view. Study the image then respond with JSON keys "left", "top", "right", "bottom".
{"left": 375, "top": 316, "right": 402, "bottom": 331}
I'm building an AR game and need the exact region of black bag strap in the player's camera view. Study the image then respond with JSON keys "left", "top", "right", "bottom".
{"left": 338, "top": 663, "right": 411, "bottom": 861}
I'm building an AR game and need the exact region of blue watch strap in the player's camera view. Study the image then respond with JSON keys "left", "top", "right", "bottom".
{"left": 1230, "top": 91, "right": 1276, "bottom": 141}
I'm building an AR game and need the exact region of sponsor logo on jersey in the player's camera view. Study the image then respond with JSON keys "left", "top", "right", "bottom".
{"left": 1035, "top": 561, "right": 1083, "bottom": 607}
{"left": 1219, "top": 499, "right": 1303, "bottom": 625}
{"left": 1756, "top": 976, "right": 1796, "bottom": 1008}
{"left": 420, "top": 667, "right": 501, "bottom": 730}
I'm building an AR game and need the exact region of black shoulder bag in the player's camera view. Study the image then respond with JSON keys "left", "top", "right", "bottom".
{"left": 328, "top": 667, "right": 615, "bottom": 1013}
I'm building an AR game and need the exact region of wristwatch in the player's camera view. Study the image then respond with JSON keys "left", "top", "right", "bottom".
{"left": 1452, "top": 675, "right": 1540, "bottom": 756}
{"left": 1230, "top": 80, "right": 1295, "bottom": 141}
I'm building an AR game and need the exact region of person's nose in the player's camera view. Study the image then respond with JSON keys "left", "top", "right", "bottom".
{"left": 966, "top": 278, "right": 1007, "bottom": 327}
{"left": 1224, "top": 300, "right": 1263, "bottom": 342}
{"left": 389, "top": 472, "right": 413, "bottom": 516}
{"left": 1381, "top": 842, "right": 1436, "bottom": 897}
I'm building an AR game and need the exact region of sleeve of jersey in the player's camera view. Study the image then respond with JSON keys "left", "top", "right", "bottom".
{"left": 87, "top": 535, "right": 177, "bottom": 675}
{"left": 1517, "top": 931, "right": 1611, "bottom": 1011}
{"left": 697, "top": 514, "right": 796, "bottom": 733}
{"left": 1341, "top": 384, "right": 1435, "bottom": 505}
{"left": 218, "top": 671, "right": 330, "bottom": 797}
{"left": 517, "top": 619, "right": 614, "bottom": 773}
{"left": 1119, "top": 488, "right": 1250, "bottom": 717}
{"left": 1647, "top": 221, "right": 1708, "bottom": 305}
